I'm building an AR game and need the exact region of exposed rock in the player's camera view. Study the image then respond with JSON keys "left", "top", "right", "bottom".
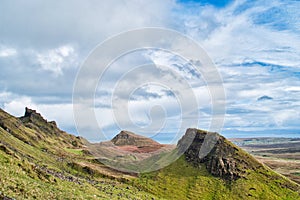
{"left": 178, "top": 128, "right": 263, "bottom": 181}
{"left": 20, "top": 108, "right": 59, "bottom": 132}
{"left": 20, "top": 107, "right": 60, "bottom": 135}
{"left": 22, "top": 107, "right": 47, "bottom": 123}
{"left": 16, "top": 107, "right": 84, "bottom": 148}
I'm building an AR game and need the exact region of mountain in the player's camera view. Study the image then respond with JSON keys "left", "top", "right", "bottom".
{"left": 86, "top": 131, "right": 174, "bottom": 173}
{"left": 178, "top": 128, "right": 262, "bottom": 181}
{"left": 111, "top": 130, "right": 159, "bottom": 146}
{"left": 137, "top": 129, "right": 300, "bottom": 199}
{"left": 0, "top": 108, "right": 299, "bottom": 199}
{"left": 110, "top": 130, "right": 165, "bottom": 153}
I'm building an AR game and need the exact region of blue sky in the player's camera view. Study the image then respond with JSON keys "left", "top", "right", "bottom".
{"left": 0, "top": 0, "right": 299, "bottom": 142}
{"left": 179, "top": 0, "right": 233, "bottom": 8}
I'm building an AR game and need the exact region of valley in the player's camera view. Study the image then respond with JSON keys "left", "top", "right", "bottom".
{"left": 231, "top": 137, "right": 300, "bottom": 184}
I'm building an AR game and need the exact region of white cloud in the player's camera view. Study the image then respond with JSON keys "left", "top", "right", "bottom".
{"left": 4, "top": 96, "right": 34, "bottom": 117}
{"left": 286, "top": 86, "right": 300, "bottom": 92}
{"left": 36, "top": 45, "right": 77, "bottom": 76}
{"left": 0, "top": 0, "right": 175, "bottom": 50}
{"left": 1, "top": 0, "right": 300, "bottom": 139}
{"left": 0, "top": 46, "right": 17, "bottom": 57}
{"left": 174, "top": 0, "right": 300, "bottom": 134}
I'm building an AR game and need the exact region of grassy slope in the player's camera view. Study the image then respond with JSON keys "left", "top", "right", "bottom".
{"left": 231, "top": 137, "right": 300, "bottom": 184}
{"left": 0, "top": 109, "right": 157, "bottom": 199}
{"left": 0, "top": 108, "right": 299, "bottom": 199}
{"left": 0, "top": 128, "right": 160, "bottom": 199}
{"left": 135, "top": 156, "right": 300, "bottom": 200}
{"left": 0, "top": 149, "right": 104, "bottom": 199}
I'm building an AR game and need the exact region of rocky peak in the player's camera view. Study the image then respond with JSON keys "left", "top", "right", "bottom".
{"left": 178, "top": 128, "right": 262, "bottom": 181}
{"left": 111, "top": 131, "right": 160, "bottom": 147}
{"left": 20, "top": 107, "right": 60, "bottom": 135}
{"left": 23, "top": 107, "right": 47, "bottom": 123}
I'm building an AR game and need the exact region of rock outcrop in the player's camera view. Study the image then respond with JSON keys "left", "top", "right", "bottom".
{"left": 20, "top": 107, "right": 60, "bottom": 135}
{"left": 178, "top": 128, "right": 263, "bottom": 181}
{"left": 23, "top": 107, "right": 45, "bottom": 121}
{"left": 17, "top": 107, "right": 83, "bottom": 147}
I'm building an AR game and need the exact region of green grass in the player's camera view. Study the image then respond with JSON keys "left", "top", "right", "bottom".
{"left": 133, "top": 156, "right": 300, "bottom": 200}
{"left": 0, "top": 122, "right": 158, "bottom": 200}
{"left": 134, "top": 156, "right": 227, "bottom": 199}
{"left": 0, "top": 142, "right": 159, "bottom": 199}
{"left": 0, "top": 150, "right": 103, "bottom": 199}
{"left": 1, "top": 109, "right": 300, "bottom": 199}
{"left": 64, "top": 148, "right": 84, "bottom": 156}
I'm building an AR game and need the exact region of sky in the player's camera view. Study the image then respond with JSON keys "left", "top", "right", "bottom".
{"left": 0, "top": 0, "right": 299, "bottom": 142}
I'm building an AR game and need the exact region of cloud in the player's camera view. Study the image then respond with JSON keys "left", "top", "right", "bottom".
{"left": 0, "top": 0, "right": 176, "bottom": 102}
{"left": 158, "top": 0, "right": 300, "bottom": 136}
{"left": 1, "top": 0, "right": 300, "bottom": 140}
{"left": 0, "top": 0, "right": 175, "bottom": 49}
{"left": 2, "top": 93, "right": 76, "bottom": 133}
{"left": 0, "top": 45, "right": 17, "bottom": 57}
{"left": 174, "top": 1, "right": 300, "bottom": 69}
{"left": 4, "top": 96, "right": 33, "bottom": 116}
{"left": 36, "top": 45, "right": 77, "bottom": 76}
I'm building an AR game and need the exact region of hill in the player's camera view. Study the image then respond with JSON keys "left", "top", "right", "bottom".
{"left": 133, "top": 129, "right": 300, "bottom": 199}
{"left": 110, "top": 130, "right": 167, "bottom": 153}
{"left": 111, "top": 130, "right": 159, "bottom": 147}
{"left": 178, "top": 129, "right": 263, "bottom": 180}
{"left": 0, "top": 108, "right": 299, "bottom": 199}
{"left": 0, "top": 108, "right": 155, "bottom": 199}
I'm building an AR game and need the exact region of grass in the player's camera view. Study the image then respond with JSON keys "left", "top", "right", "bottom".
{"left": 0, "top": 150, "right": 104, "bottom": 199}
{"left": 1, "top": 108, "right": 300, "bottom": 199}
{"left": 134, "top": 156, "right": 228, "bottom": 200}
{"left": 64, "top": 148, "right": 84, "bottom": 156}
{"left": 0, "top": 110, "right": 158, "bottom": 199}
{"left": 133, "top": 156, "right": 300, "bottom": 200}
{"left": 0, "top": 138, "right": 158, "bottom": 199}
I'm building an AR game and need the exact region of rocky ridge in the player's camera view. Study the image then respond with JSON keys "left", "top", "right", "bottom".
{"left": 178, "top": 128, "right": 263, "bottom": 181}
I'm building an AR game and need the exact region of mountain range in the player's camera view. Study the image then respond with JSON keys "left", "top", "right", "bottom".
{"left": 0, "top": 108, "right": 299, "bottom": 199}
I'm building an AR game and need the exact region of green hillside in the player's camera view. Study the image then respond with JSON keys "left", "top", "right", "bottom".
{"left": 0, "top": 108, "right": 299, "bottom": 199}
{"left": 135, "top": 153, "right": 299, "bottom": 200}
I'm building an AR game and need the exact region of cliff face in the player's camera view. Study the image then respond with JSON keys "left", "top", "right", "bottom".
{"left": 178, "top": 128, "right": 263, "bottom": 181}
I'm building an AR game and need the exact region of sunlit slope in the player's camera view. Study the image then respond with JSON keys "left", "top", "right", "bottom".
{"left": 0, "top": 108, "right": 299, "bottom": 199}
{"left": 0, "top": 108, "right": 156, "bottom": 199}
{"left": 135, "top": 129, "right": 300, "bottom": 200}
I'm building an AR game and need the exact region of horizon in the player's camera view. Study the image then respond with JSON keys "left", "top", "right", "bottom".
{"left": 3, "top": 106, "right": 300, "bottom": 144}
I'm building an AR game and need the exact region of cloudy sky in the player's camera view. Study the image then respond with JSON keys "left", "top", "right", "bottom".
{"left": 1, "top": 0, "right": 299, "bottom": 142}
